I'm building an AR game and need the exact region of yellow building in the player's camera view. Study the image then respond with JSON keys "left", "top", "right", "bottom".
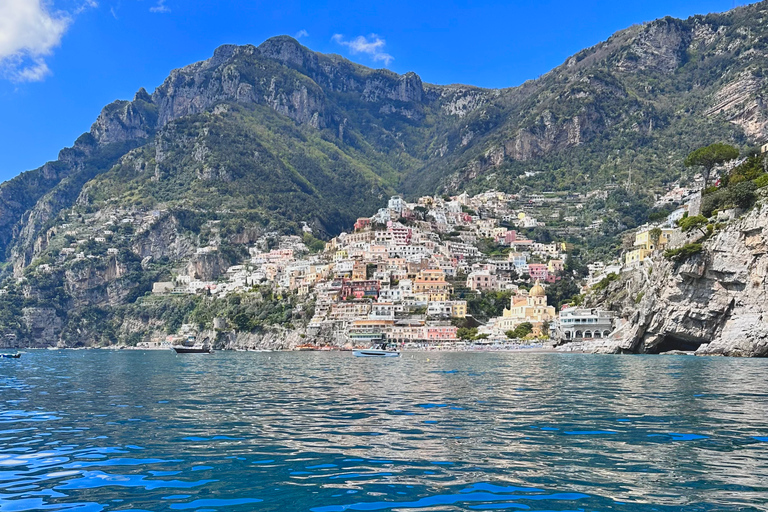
{"left": 495, "top": 281, "right": 556, "bottom": 336}
{"left": 352, "top": 261, "right": 367, "bottom": 280}
{"left": 547, "top": 259, "right": 564, "bottom": 273}
{"left": 450, "top": 301, "right": 467, "bottom": 318}
{"left": 413, "top": 269, "right": 453, "bottom": 301}
{"left": 625, "top": 227, "right": 675, "bottom": 266}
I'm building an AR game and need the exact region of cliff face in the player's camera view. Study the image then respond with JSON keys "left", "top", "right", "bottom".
{"left": 586, "top": 198, "right": 768, "bottom": 357}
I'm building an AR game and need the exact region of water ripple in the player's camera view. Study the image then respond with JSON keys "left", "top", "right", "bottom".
{"left": 0, "top": 351, "right": 766, "bottom": 511}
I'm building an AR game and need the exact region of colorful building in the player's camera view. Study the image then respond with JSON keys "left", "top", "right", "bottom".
{"left": 340, "top": 279, "right": 380, "bottom": 300}
{"left": 625, "top": 227, "right": 676, "bottom": 267}
{"left": 495, "top": 281, "right": 556, "bottom": 336}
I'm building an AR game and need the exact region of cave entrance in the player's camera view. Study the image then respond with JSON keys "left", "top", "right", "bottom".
{"left": 653, "top": 334, "right": 705, "bottom": 354}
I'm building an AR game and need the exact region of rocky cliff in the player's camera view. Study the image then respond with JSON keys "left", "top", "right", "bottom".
{"left": 583, "top": 195, "right": 768, "bottom": 357}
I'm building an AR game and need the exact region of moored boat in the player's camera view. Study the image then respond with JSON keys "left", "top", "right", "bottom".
{"left": 0, "top": 353, "right": 21, "bottom": 359}
{"left": 172, "top": 345, "right": 212, "bottom": 354}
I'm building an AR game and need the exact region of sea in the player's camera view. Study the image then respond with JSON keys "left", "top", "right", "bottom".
{"left": 0, "top": 350, "right": 766, "bottom": 512}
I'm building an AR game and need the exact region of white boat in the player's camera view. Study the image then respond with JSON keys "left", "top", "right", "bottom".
{"left": 353, "top": 341, "right": 400, "bottom": 357}
{"left": 353, "top": 348, "right": 400, "bottom": 357}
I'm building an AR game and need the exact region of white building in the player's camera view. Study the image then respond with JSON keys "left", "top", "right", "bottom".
{"left": 379, "top": 288, "right": 403, "bottom": 302}
{"left": 554, "top": 308, "right": 614, "bottom": 342}
{"left": 388, "top": 196, "right": 405, "bottom": 214}
{"left": 370, "top": 302, "right": 396, "bottom": 319}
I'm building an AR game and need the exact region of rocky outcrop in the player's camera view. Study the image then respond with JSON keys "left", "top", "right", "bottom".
{"left": 586, "top": 199, "right": 768, "bottom": 357}
{"left": 90, "top": 91, "right": 158, "bottom": 145}
{"left": 22, "top": 307, "right": 62, "bottom": 347}
{"left": 616, "top": 17, "right": 690, "bottom": 72}
{"left": 195, "top": 322, "right": 336, "bottom": 351}
{"left": 132, "top": 215, "right": 196, "bottom": 261}
{"left": 707, "top": 72, "right": 768, "bottom": 139}
{"left": 185, "top": 252, "right": 229, "bottom": 281}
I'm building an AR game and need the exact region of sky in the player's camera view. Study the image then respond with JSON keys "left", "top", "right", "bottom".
{"left": 0, "top": 0, "right": 743, "bottom": 182}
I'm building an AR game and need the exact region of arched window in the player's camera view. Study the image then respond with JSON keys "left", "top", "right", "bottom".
{"left": 584, "top": 331, "right": 592, "bottom": 338}
{"left": 575, "top": 330, "right": 583, "bottom": 338}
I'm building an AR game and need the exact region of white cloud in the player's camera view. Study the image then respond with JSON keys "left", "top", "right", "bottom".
{"left": 295, "top": 29, "right": 309, "bottom": 39}
{"left": 331, "top": 33, "right": 393, "bottom": 66}
{"left": 0, "top": 0, "right": 71, "bottom": 82}
{"left": 149, "top": 0, "right": 170, "bottom": 13}
{"left": 74, "top": 0, "right": 98, "bottom": 15}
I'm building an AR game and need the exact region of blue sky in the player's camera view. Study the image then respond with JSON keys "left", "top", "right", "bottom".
{"left": 0, "top": 0, "right": 740, "bottom": 182}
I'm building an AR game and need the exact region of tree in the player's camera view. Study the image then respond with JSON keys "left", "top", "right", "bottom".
{"left": 564, "top": 254, "right": 588, "bottom": 278}
{"left": 684, "top": 143, "right": 739, "bottom": 188}
{"left": 546, "top": 277, "right": 580, "bottom": 308}
{"left": 728, "top": 181, "right": 757, "bottom": 210}
{"left": 507, "top": 322, "right": 533, "bottom": 338}
{"left": 649, "top": 227, "right": 662, "bottom": 248}
{"left": 677, "top": 215, "right": 708, "bottom": 235}
{"left": 507, "top": 322, "right": 533, "bottom": 339}
{"left": 457, "top": 327, "right": 478, "bottom": 340}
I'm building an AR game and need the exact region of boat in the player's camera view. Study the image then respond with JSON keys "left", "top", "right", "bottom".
{"left": 353, "top": 342, "right": 400, "bottom": 358}
{"left": 0, "top": 353, "right": 21, "bottom": 359}
{"left": 172, "top": 346, "right": 212, "bottom": 354}
{"left": 172, "top": 344, "right": 212, "bottom": 354}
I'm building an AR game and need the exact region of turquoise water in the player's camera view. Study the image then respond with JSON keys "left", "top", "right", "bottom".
{"left": 0, "top": 351, "right": 767, "bottom": 512}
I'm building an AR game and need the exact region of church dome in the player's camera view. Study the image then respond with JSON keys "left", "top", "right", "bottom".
{"left": 530, "top": 281, "right": 546, "bottom": 297}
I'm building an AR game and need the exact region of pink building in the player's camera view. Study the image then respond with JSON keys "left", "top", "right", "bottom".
{"left": 527, "top": 263, "right": 549, "bottom": 281}
{"left": 354, "top": 218, "right": 371, "bottom": 231}
{"left": 340, "top": 279, "right": 380, "bottom": 300}
{"left": 424, "top": 326, "right": 458, "bottom": 341}
{"left": 467, "top": 271, "right": 497, "bottom": 291}
{"left": 387, "top": 221, "right": 412, "bottom": 245}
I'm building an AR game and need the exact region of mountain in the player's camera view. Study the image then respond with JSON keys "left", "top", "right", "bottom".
{"left": 1, "top": 2, "right": 768, "bottom": 345}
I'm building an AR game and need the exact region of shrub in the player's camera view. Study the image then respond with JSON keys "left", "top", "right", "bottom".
{"left": 678, "top": 215, "right": 708, "bottom": 232}
{"left": 591, "top": 273, "right": 619, "bottom": 292}
{"left": 728, "top": 181, "right": 757, "bottom": 209}
{"left": 701, "top": 190, "right": 727, "bottom": 217}
{"left": 728, "top": 154, "right": 765, "bottom": 185}
{"left": 664, "top": 243, "right": 703, "bottom": 261}
{"left": 754, "top": 174, "right": 768, "bottom": 189}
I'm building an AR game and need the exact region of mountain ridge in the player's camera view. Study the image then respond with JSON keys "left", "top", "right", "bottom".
{"left": 2, "top": 1, "right": 768, "bottom": 276}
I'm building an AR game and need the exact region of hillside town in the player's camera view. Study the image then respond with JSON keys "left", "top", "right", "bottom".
{"left": 17, "top": 175, "right": 712, "bottom": 352}
{"left": 147, "top": 189, "right": 694, "bottom": 349}
{"left": 137, "top": 178, "right": 718, "bottom": 350}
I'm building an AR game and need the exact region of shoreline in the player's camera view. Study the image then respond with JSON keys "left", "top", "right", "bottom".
{"left": 15, "top": 345, "right": 571, "bottom": 354}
